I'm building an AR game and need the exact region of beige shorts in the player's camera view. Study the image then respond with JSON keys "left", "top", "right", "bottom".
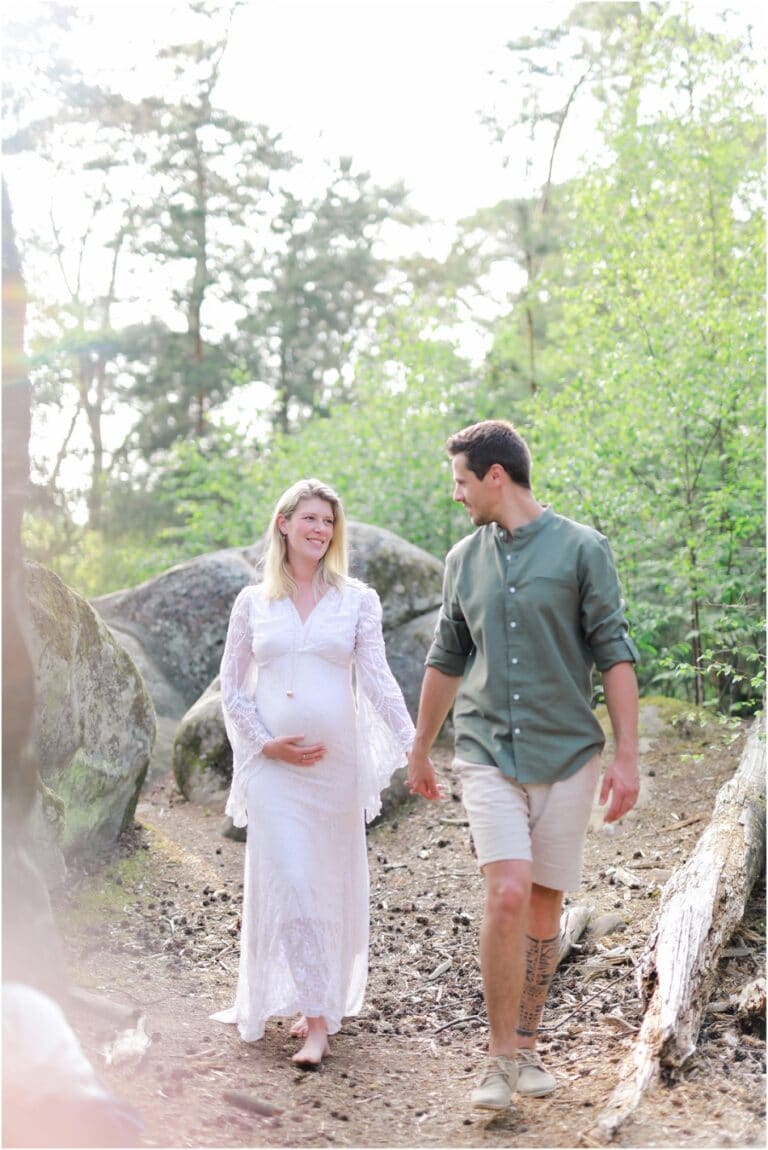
{"left": 455, "top": 756, "right": 601, "bottom": 892}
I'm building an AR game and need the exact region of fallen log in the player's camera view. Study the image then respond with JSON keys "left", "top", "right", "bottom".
{"left": 594, "top": 717, "right": 766, "bottom": 1142}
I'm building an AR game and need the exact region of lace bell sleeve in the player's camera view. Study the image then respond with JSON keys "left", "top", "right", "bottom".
{"left": 220, "top": 587, "right": 272, "bottom": 826}
{"left": 353, "top": 586, "right": 416, "bottom": 823}
{"left": 355, "top": 587, "right": 416, "bottom": 750}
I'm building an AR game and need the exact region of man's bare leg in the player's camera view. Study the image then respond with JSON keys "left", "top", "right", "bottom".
{"left": 516, "top": 883, "right": 563, "bottom": 1050}
{"left": 468, "top": 859, "right": 532, "bottom": 1109}
{"left": 479, "top": 859, "right": 533, "bottom": 1057}
{"left": 512, "top": 883, "right": 563, "bottom": 1097}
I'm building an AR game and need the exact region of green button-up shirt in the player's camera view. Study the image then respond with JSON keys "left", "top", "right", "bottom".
{"left": 426, "top": 506, "right": 639, "bottom": 784}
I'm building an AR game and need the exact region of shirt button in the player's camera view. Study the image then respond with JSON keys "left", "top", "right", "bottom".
{"left": 509, "top": 586, "right": 516, "bottom": 593}
{"left": 512, "top": 657, "right": 518, "bottom": 664}
{"left": 513, "top": 693, "right": 520, "bottom": 701}
{"left": 514, "top": 727, "right": 521, "bottom": 735}
{"left": 509, "top": 621, "right": 517, "bottom": 628}
{"left": 506, "top": 554, "right": 511, "bottom": 561}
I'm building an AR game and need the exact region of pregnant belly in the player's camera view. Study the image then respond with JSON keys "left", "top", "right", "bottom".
{"left": 258, "top": 671, "right": 355, "bottom": 751}
{"left": 254, "top": 669, "right": 358, "bottom": 809}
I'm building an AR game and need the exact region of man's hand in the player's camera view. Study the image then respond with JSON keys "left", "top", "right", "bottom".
{"left": 600, "top": 661, "right": 640, "bottom": 823}
{"left": 599, "top": 755, "right": 640, "bottom": 823}
{"left": 407, "top": 748, "right": 443, "bottom": 800}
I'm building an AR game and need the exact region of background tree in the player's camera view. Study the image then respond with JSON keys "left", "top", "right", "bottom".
{"left": 525, "top": 5, "right": 765, "bottom": 709}
{"left": 239, "top": 159, "right": 413, "bottom": 432}
{"left": 5, "top": 2, "right": 764, "bottom": 715}
{"left": 158, "top": 303, "right": 476, "bottom": 558}
{"left": 3, "top": 4, "right": 151, "bottom": 530}
{"left": 110, "top": 6, "right": 296, "bottom": 461}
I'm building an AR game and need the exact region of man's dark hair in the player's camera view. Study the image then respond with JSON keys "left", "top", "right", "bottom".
{"left": 446, "top": 420, "right": 532, "bottom": 488}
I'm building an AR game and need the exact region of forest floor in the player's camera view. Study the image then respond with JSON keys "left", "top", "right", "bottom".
{"left": 56, "top": 704, "right": 765, "bottom": 1150}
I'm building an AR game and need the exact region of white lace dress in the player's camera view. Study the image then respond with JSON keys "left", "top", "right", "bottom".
{"left": 211, "top": 579, "right": 415, "bottom": 1041}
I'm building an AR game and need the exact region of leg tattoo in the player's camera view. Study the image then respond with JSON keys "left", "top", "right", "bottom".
{"left": 516, "top": 933, "right": 560, "bottom": 1040}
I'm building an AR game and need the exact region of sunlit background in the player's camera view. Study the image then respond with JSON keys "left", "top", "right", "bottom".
{"left": 2, "top": 0, "right": 765, "bottom": 711}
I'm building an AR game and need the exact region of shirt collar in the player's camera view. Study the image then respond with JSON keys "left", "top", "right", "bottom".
{"left": 493, "top": 505, "right": 553, "bottom": 544}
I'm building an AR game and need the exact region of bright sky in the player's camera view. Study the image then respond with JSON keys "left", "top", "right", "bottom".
{"left": 8, "top": 0, "right": 765, "bottom": 227}
{"left": 23, "top": 0, "right": 576, "bottom": 226}
{"left": 8, "top": 0, "right": 583, "bottom": 350}
{"left": 6, "top": 0, "right": 763, "bottom": 505}
{"left": 218, "top": 1, "right": 574, "bottom": 222}
{"left": 11, "top": 1, "right": 762, "bottom": 250}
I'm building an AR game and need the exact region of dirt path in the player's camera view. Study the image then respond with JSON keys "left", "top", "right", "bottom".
{"left": 57, "top": 712, "right": 765, "bottom": 1148}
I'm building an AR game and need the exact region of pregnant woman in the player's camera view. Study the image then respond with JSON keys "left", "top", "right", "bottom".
{"left": 211, "top": 478, "right": 415, "bottom": 1066}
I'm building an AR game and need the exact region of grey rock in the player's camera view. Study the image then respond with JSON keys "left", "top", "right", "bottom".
{"left": 244, "top": 522, "right": 444, "bottom": 630}
{"left": 221, "top": 817, "right": 247, "bottom": 842}
{"left": 106, "top": 624, "right": 187, "bottom": 720}
{"left": 172, "top": 678, "right": 230, "bottom": 805}
{"left": 28, "top": 787, "right": 68, "bottom": 890}
{"left": 370, "top": 767, "right": 416, "bottom": 826}
{"left": 348, "top": 522, "right": 443, "bottom": 628}
{"left": 25, "top": 561, "right": 156, "bottom": 860}
{"left": 173, "top": 527, "right": 444, "bottom": 814}
{"left": 384, "top": 607, "right": 440, "bottom": 719}
{"left": 92, "top": 551, "right": 256, "bottom": 713}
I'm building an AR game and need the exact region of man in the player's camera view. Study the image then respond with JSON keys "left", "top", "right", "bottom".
{"left": 407, "top": 419, "right": 639, "bottom": 1113}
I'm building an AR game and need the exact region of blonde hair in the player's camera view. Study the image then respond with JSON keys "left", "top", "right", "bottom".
{"left": 261, "top": 478, "right": 348, "bottom": 599}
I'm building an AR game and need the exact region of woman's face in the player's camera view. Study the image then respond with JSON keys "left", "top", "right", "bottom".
{"left": 279, "top": 497, "right": 335, "bottom": 567}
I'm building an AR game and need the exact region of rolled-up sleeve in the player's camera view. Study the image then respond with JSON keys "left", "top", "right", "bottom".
{"left": 425, "top": 558, "right": 473, "bottom": 676}
{"left": 580, "top": 537, "right": 640, "bottom": 671}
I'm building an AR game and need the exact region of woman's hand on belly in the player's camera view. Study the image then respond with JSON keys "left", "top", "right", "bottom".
{"left": 262, "top": 734, "right": 326, "bottom": 767}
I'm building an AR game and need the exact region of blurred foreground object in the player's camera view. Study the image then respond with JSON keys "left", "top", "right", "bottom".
{"left": 2, "top": 983, "right": 144, "bottom": 1148}
{"left": 2, "top": 179, "right": 67, "bottom": 999}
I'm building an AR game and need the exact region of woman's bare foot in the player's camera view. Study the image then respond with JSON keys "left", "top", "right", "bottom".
{"left": 290, "top": 1015, "right": 308, "bottom": 1038}
{"left": 291, "top": 1016, "right": 329, "bottom": 1068}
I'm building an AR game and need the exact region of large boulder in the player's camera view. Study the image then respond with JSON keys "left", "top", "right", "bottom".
{"left": 173, "top": 525, "right": 444, "bottom": 813}
{"left": 95, "top": 524, "right": 443, "bottom": 726}
{"left": 92, "top": 550, "right": 256, "bottom": 717}
{"left": 25, "top": 561, "right": 156, "bottom": 860}
{"left": 243, "top": 521, "right": 444, "bottom": 630}
{"left": 172, "top": 677, "right": 230, "bottom": 806}
{"left": 347, "top": 522, "right": 443, "bottom": 628}
{"left": 384, "top": 607, "right": 440, "bottom": 719}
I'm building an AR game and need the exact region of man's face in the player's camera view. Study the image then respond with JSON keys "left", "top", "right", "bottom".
{"left": 451, "top": 453, "right": 495, "bottom": 525}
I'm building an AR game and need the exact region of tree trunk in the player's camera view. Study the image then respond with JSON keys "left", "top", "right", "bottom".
{"left": 2, "top": 179, "right": 67, "bottom": 1000}
{"left": 190, "top": 134, "right": 208, "bottom": 439}
{"left": 1, "top": 179, "right": 34, "bottom": 789}
{"left": 594, "top": 718, "right": 766, "bottom": 1141}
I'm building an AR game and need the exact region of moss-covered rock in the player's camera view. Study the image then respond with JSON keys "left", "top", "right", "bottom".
{"left": 25, "top": 561, "right": 156, "bottom": 861}
{"left": 595, "top": 695, "right": 721, "bottom": 741}
{"left": 172, "top": 678, "right": 232, "bottom": 805}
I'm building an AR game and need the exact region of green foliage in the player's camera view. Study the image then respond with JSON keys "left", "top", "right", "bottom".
{"left": 8, "top": 1, "right": 766, "bottom": 716}
{"left": 523, "top": 10, "right": 766, "bottom": 711}
{"left": 157, "top": 308, "right": 478, "bottom": 560}
{"left": 22, "top": 513, "right": 175, "bottom": 598}
{"left": 238, "top": 162, "right": 415, "bottom": 432}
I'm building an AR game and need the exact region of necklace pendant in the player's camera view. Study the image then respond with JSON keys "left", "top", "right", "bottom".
{"left": 286, "top": 689, "right": 294, "bottom": 698}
